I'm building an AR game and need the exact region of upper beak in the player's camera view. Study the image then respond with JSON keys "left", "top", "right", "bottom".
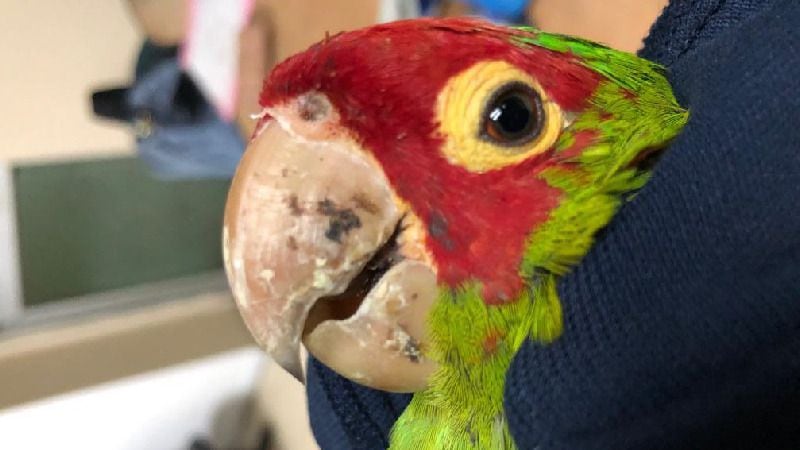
{"left": 223, "top": 119, "right": 436, "bottom": 391}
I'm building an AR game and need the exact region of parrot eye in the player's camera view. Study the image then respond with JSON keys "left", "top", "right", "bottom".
{"left": 437, "top": 61, "right": 564, "bottom": 172}
{"left": 481, "top": 82, "right": 544, "bottom": 147}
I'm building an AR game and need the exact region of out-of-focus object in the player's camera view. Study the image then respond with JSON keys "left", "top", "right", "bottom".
{"left": 384, "top": 0, "right": 532, "bottom": 23}
{"left": 0, "top": 163, "right": 22, "bottom": 323}
{"left": 529, "top": 0, "right": 668, "bottom": 52}
{"left": 108, "top": 0, "right": 253, "bottom": 180}
{"left": 468, "top": 0, "right": 531, "bottom": 24}
{"left": 181, "top": 0, "right": 255, "bottom": 122}
{"left": 256, "top": 359, "right": 320, "bottom": 450}
{"left": 0, "top": 155, "right": 231, "bottom": 313}
{"left": 253, "top": 0, "right": 378, "bottom": 64}
{"left": 0, "top": 290, "right": 252, "bottom": 408}
{"left": 438, "top": 0, "right": 473, "bottom": 17}
{"left": 190, "top": 393, "right": 276, "bottom": 450}
{"left": 379, "top": 0, "right": 422, "bottom": 22}
{"left": 106, "top": 0, "right": 382, "bottom": 180}
{"left": 0, "top": 345, "right": 263, "bottom": 449}
{"left": 191, "top": 348, "right": 321, "bottom": 450}
{"left": 126, "top": 57, "right": 244, "bottom": 179}
{"left": 92, "top": 42, "right": 244, "bottom": 180}
{"left": 127, "top": 0, "right": 187, "bottom": 46}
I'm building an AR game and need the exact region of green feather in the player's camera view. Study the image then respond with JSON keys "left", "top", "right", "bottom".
{"left": 389, "top": 28, "right": 688, "bottom": 449}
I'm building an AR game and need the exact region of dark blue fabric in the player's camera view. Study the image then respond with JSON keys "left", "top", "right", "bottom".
{"left": 127, "top": 61, "right": 245, "bottom": 180}
{"left": 306, "top": 1, "right": 800, "bottom": 448}
{"left": 307, "top": 358, "right": 412, "bottom": 450}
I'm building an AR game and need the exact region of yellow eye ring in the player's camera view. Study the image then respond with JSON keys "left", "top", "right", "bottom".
{"left": 436, "top": 61, "right": 564, "bottom": 173}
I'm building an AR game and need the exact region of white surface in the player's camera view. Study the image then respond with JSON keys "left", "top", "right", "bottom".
{"left": 0, "top": 347, "right": 267, "bottom": 450}
{"left": 378, "top": 0, "right": 422, "bottom": 22}
{"left": 182, "top": 0, "right": 254, "bottom": 121}
{"left": 0, "top": 162, "right": 22, "bottom": 324}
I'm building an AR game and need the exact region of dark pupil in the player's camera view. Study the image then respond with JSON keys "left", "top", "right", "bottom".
{"left": 490, "top": 94, "right": 531, "bottom": 136}
{"left": 482, "top": 84, "right": 543, "bottom": 146}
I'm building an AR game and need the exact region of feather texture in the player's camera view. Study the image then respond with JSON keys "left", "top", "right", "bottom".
{"left": 257, "top": 18, "right": 687, "bottom": 449}
{"left": 389, "top": 26, "right": 687, "bottom": 450}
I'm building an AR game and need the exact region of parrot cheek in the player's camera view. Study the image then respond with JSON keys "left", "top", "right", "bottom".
{"left": 304, "top": 260, "right": 438, "bottom": 393}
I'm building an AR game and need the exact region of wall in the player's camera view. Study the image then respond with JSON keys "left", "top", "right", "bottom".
{"left": 0, "top": 1, "right": 141, "bottom": 162}
{"left": 0, "top": 348, "right": 267, "bottom": 450}
{"left": 257, "top": 0, "right": 378, "bottom": 64}
{"left": 530, "top": 0, "right": 668, "bottom": 52}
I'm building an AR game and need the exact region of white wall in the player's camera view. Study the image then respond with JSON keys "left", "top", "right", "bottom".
{"left": 0, "top": 1, "right": 141, "bottom": 162}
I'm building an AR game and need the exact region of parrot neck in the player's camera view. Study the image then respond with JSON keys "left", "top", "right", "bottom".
{"left": 389, "top": 275, "right": 563, "bottom": 450}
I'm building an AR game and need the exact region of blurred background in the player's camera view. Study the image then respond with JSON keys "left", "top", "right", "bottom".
{"left": 0, "top": 1, "right": 665, "bottom": 449}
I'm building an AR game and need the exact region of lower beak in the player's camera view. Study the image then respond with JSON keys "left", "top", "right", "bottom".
{"left": 223, "top": 121, "right": 436, "bottom": 391}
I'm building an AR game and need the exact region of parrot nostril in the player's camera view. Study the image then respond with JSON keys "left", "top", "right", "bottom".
{"left": 297, "top": 92, "right": 331, "bottom": 122}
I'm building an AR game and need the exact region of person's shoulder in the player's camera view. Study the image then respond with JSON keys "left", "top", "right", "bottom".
{"left": 504, "top": 1, "right": 800, "bottom": 447}
{"left": 667, "top": 0, "right": 799, "bottom": 103}
{"left": 641, "top": 0, "right": 798, "bottom": 168}
{"left": 641, "top": 0, "right": 797, "bottom": 69}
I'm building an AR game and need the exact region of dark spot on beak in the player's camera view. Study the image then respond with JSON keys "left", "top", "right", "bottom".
{"left": 352, "top": 193, "right": 380, "bottom": 215}
{"left": 287, "top": 195, "right": 304, "bottom": 216}
{"left": 305, "top": 223, "right": 403, "bottom": 334}
{"left": 317, "top": 199, "right": 361, "bottom": 243}
{"left": 403, "top": 335, "right": 422, "bottom": 363}
{"left": 287, "top": 236, "right": 299, "bottom": 251}
{"left": 384, "top": 324, "right": 422, "bottom": 363}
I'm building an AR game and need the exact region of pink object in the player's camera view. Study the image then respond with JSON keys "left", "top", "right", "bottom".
{"left": 181, "top": 0, "right": 256, "bottom": 121}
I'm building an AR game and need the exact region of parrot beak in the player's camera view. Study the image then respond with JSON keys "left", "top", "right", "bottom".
{"left": 223, "top": 105, "right": 437, "bottom": 392}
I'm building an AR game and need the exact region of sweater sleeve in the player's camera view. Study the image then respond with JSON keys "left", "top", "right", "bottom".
{"left": 504, "top": 0, "right": 800, "bottom": 448}
{"left": 307, "top": 357, "right": 411, "bottom": 450}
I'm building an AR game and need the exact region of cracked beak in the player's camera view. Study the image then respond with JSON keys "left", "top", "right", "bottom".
{"left": 223, "top": 117, "right": 437, "bottom": 392}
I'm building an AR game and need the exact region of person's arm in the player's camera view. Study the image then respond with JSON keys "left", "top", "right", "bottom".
{"left": 235, "top": 9, "right": 272, "bottom": 139}
{"left": 125, "top": 0, "right": 271, "bottom": 140}
{"left": 126, "top": 0, "right": 187, "bottom": 46}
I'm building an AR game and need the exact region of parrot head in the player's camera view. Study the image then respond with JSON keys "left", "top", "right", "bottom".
{"left": 223, "top": 18, "right": 686, "bottom": 394}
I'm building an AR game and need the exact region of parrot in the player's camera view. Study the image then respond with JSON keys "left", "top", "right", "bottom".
{"left": 223, "top": 17, "right": 688, "bottom": 449}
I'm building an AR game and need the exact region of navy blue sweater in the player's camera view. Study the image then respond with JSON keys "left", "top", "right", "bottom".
{"left": 306, "top": 1, "right": 800, "bottom": 448}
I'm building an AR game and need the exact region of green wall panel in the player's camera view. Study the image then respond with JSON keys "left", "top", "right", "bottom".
{"left": 14, "top": 156, "right": 231, "bottom": 306}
